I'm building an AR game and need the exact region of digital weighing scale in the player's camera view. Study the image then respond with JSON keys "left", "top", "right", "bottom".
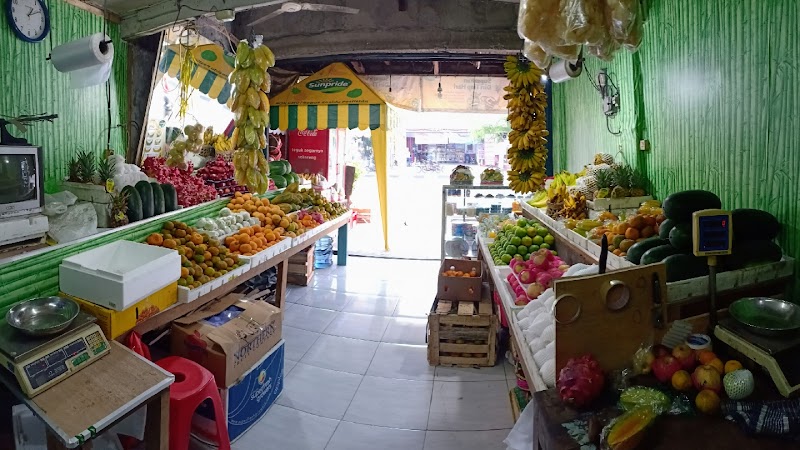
{"left": 0, "top": 311, "right": 110, "bottom": 397}
{"left": 690, "top": 209, "right": 800, "bottom": 397}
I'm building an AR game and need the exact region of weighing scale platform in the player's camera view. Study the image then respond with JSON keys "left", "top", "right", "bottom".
{"left": 716, "top": 318, "right": 800, "bottom": 397}
{"left": 0, "top": 312, "right": 97, "bottom": 360}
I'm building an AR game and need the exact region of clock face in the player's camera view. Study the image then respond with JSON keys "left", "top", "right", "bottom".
{"left": 8, "top": 0, "right": 49, "bottom": 42}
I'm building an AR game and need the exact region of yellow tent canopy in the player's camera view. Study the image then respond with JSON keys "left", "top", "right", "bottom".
{"left": 270, "top": 63, "right": 389, "bottom": 250}
{"left": 158, "top": 44, "right": 235, "bottom": 104}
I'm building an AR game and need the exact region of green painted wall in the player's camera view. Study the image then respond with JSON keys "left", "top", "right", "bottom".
{"left": 0, "top": 0, "right": 127, "bottom": 192}
{"left": 553, "top": 0, "right": 799, "bottom": 261}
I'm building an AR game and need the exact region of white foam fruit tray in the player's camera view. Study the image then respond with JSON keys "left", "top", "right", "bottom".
{"left": 177, "top": 262, "right": 251, "bottom": 304}
{"left": 59, "top": 240, "right": 180, "bottom": 311}
{"left": 238, "top": 237, "right": 292, "bottom": 267}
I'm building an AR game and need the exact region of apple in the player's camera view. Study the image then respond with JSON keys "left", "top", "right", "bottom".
{"left": 515, "top": 295, "right": 528, "bottom": 306}
{"left": 671, "top": 344, "right": 696, "bottom": 371}
{"left": 640, "top": 352, "right": 655, "bottom": 374}
{"left": 652, "top": 355, "right": 682, "bottom": 383}
{"left": 653, "top": 344, "right": 671, "bottom": 358}
{"left": 513, "top": 263, "right": 526, "bottom": 274}
{"left": 692, "top": 365, "right": 722, "bottom": 393}
{"left": 519, "top": 269, "right": 534, "bottom": 284}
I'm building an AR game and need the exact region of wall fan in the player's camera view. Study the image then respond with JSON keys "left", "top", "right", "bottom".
{"left": 247, "top": 2, "right": 360, "bottom": 26}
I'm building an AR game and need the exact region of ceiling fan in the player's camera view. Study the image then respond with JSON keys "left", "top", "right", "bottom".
{"left": 247, "top": 2, "right": 360, "bottom": 27}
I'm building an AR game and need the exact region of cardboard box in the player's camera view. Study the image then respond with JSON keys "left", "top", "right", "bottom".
{"left": 171, "top": 293, "right": 282, "bottom": 388}
{"left": 60, "top": 282, "right": 178, "bottom": 339}
{"left": 192, "top": 340, "right": 285, "bottom": 444}
{"left": 437, "top": 258, "right": 483, "bottom": 301}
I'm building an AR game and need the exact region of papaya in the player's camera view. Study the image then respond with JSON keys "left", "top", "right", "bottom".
{"left": 732, "top": 208, "right": 780, "bottom": 241}
{"left": 640, "top": 244, "right": 683, "bottom": 265}
{"left": 668, "top": 222, "right": 693, "bottom": 251}
{"left": 662, "top": 190, "right": 721, "bottom": 222}
{"left": 606, "top": 407, "right": 657, "bottom": 450}
{"left": 626, "top": 238, "right": 668, "bottom": 264}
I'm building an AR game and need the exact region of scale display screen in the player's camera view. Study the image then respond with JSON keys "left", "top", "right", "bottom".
{"left": 697, "top": 215, "right": 730, "bottom": 252}
{"left": 24, "top": 338, "right": 86, "bottom": 390}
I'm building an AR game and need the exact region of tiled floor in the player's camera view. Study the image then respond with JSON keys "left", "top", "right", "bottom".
{"left": 234, "top": 257, "right": 514, "bottom": 450}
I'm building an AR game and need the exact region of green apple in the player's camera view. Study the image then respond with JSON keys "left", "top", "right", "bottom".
{"left": 529, "top": 245, "right": 540, "bottom": 251}
{"left": 551, "top": 251, "right": 558, "bottom": 256}
{"left": 514, "top": 254, "right": 524, "bottom": 261}
{"left": 501, "top": 254, "right": 512, "bottom": 264}
{"left": 526, "top": 227, "right": 538, "bottom": 237}
{"left": 505, "top": 245, "right": 517, "bottom": 254}
{"left": 517, "top": 245, "right": 528, "bottom": 255}
{"left": 537, "top": 228, "right": 549, "bottom": 237}
{"left": 532, "top": 235, "right": 544, "bottom": 245}
{"left": 515, "top": 227, "right": 528, "bottom": 238}
{"left": 544, "top": 234, "right": 555, "bottom": 245}
{"left": 510, "top": 236, "right": 522, "bottom": 246}
{"left": 523, "top": 253, "right": 531, "bottom": 261}
{"left": 517, "top": 218, "right": 528, "bottom": 228}
{"left": 521, "top": 236, "right": 533, "bottom": 247}
{"left": 540, "top": 243, "right": 551, "bottom": 249}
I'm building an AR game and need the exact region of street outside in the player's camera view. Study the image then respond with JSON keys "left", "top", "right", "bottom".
{"left": 344, "top": 163, "right": 498, "bottom": 259}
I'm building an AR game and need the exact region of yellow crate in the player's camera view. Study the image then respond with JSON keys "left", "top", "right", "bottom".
{"left": 60, "top": 282, "right": 178, "bottom": 339}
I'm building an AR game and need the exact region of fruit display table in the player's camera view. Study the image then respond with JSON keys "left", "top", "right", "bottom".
{"left": 531, "top": 386, "right": 789, "bottom": 450}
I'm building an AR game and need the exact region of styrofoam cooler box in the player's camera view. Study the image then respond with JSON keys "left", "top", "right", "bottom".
{"left": 59, "top": 240, "right": 180, "bottom": 311}
{"left": 192, "top": 340, "right": 285, "bottom": 444}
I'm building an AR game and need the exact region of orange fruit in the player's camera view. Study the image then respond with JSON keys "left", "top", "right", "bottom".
{"left": 695, "top": 390, "right": 720, "bottom": 415}
{"left": 724, "top": 360, "right": 743, "bottom": 374}
{"left": 707, "top": 358, "right": 724, "bottom": 374}
{"left": 624, "top": 227, "right": 640, "bottom": 240}
{"left": 180, "top": 267, "right": 190, "bottom": 278}
{"left": 697, "top": 350, "right": 717, "bottom": 365}
{"left": 671, "top": 370, "right": 692, "bottom": 391}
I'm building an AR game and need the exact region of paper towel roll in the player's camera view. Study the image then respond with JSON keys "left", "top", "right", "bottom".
{"left": 51, "top": 33, "right": 114, "bottom": 89}
{"left": 548, "top": 59, "right": 582, "bottom": 83}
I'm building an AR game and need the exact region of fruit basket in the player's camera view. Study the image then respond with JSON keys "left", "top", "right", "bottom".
{"left": 480, "top": 168, "right": 505, "bottom": 185}
{"left": 449, "top": 165, "right": 474, "bottom": 186}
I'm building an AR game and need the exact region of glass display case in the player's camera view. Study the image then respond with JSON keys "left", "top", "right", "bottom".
{"left": 440, "top": 184, "right": 519, "bottom": 259}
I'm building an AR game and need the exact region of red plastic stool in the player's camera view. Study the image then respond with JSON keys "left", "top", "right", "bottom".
{"left": 156, "top": 356, "right": 231, "bottom": 450}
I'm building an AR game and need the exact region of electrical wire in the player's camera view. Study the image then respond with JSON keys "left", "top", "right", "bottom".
{"left": 584, "top": 63, "right": 600, "bottom": 91}
{"left": 606, "top": 115, "right": 621, "bottom": 135}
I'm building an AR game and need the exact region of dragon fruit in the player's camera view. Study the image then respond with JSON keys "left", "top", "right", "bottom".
{"left": 557, "top": 354, "right": 605, "bottom": 408}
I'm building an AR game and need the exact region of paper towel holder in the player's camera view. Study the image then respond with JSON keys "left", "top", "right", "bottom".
{"left": 548, "top": 58, "right": 583, "bottom": 83}
{"left": 46, "top": 39, "right": 112, "bottom": 61}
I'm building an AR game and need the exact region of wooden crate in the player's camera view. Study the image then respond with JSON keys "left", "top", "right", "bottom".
{"left": 428, "top": 299, "right": 498, "bottom": 367}
{"left": 288, "top": 246, "right": 314, "bottom": 286}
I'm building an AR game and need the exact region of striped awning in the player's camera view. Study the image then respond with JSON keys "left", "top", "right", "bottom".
{"left": 158, "top": 45, "right": 233, "bottom": 105}
{"left": 269, "top": 103, "right": 382, "bottom": 131}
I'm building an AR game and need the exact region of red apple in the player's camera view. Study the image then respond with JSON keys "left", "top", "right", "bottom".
{"left": 519, "top": 269, "right": 533, "bottom": 284}
{"left": 515, "top": 295, "right": 528, "bottom": 306}
{"left": 692, "top": 365, "right": 722, "bottom": 393}
{"left": 652, "top": 344, "right": 671, "bottom": 358}
{"left": 513, "top": 263, "right": 525, "bottom": 274}
{"left": 526, "top": 282, "right": 544, "bottom": 299}
{"left": 672, "top": 344, "right": 696, "bottom": 371}
{"left": 652, "top": 355, "right": 682, "bottom": 383}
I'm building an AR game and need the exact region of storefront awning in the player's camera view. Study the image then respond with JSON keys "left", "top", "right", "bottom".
{"left": 158, "top": 44, "right": 234, "bottom": 105}
{"left": 269, "top": 103, "right": 382, "bottom": 131}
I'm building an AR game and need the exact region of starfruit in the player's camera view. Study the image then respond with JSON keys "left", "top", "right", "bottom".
{"left": 246, "top": 88, "right": 260, "bottom": 110}
{"left": 244, "top": 125, "right": 256, "bottom": 146}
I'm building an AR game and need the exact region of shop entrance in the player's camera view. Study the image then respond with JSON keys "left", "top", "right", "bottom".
{"left": 345, "top": 111, "right": 508, "bottom": 259}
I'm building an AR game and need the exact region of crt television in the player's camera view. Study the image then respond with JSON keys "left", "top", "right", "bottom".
{"left": 0, "top": 146, "right": 44, "bottom": 219}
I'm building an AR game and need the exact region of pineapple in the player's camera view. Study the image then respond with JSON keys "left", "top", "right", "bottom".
{"left": 96, "top": 155, "right": 116, "bottom": 185}
{"left": 67, "top": 157, "right": 81, "bottom": 182}
{"left": 76, "top": 150, "right": 96, "bottom": 183}
{"left": 611, "top": 165, "right": 633, "bottom": 198}
{"left": 109, "top": 191, "right": 129, "bottom": 227}
{"left": 629, "top": 170, "right": 647, "bottom": 197}
{"left": 593, "top": 168, "right": 614, "bottom": 199}
{"left": 593, "top": 153, "right": 615, "bottom": 165}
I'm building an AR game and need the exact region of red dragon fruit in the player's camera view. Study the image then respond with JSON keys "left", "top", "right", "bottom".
{"left": 557, "top": 354, "right": 605, "bottom": 408}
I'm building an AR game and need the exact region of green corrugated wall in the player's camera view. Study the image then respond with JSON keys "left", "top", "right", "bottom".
{"left": 0, "top": 0, "right": 127, "bottom": 192}
{"left": 0, "top": 200, "right": 229, "bottom": 314}
{"left": 553, "top": 0, "right": 799, "bottom": 266}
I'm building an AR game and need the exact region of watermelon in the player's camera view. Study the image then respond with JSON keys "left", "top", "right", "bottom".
{"left": 272, "top": 174, "right": 287, "bottom": 189}
{"left": 269, "top": 161, "right": 286, "bottom": 176}
{"left": 121, "top": 186, "right": 143, "bottom": 222}
{"left": 150, "top": 182, "right": 165, "bottom": 215}
{"left": 135, "top": 180, "right": 154, "bottom": 219}
{"left": 161, "top": 184, "right": 178, "bottom": 212}
{"left": 281, "top": 160, "right": 292, "bottom": 174}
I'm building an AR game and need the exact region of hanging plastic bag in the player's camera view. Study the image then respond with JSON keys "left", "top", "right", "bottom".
{"left": 605, "top": 0, "right": 643, "bottom": 51}
{"left": 518, "top": 0, "right": 562, "bottom": 45}
{"left": 560, "top": 0, "right": 609, "bottom": 46}
{"left": 523, "top": 39, "right": 552, "bottom": 70}
{"left": 503, "top": 400, "right": 535, "bottom": 450}
{"left": 126, "top": 331, "right": 151, "bottom": 361}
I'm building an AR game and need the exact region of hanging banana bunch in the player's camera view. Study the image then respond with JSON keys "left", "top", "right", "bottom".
{"left": 504, "top": 55, "right": 548, "bottom": 194}
{"left": 229, "top": 40, "right": 276, "bottom": 194}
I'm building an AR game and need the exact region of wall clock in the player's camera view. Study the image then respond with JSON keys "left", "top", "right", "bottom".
{"left": 6, "top": 0, "right": 50, "bottom": 43}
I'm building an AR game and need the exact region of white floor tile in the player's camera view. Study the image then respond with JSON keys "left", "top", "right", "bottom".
{"left": 284, "top": 304, "right": 339, "bottom": 333}
{"left": 277, "top": 363, "right": 362, "bottom": 419}
{"left": 325, "top": 422, "right": 425, "bottom": 450}
{"left": 367, "top": 343, "right": 435, "bottom": 381}
{"left": 324, "top": 312, "right": 392, "bottom": 341}
{"left": 434, "top": 364, "right": 508, "bottom": 382}
{"left": 344, "top": 376, "right": 433, "bottom": 430}
{"left": 340, "top": 279, "right": 392, "bottom": 296}
{"left": 284, "top": 359, "right": 298, "bottom": 377}
{"left": 393, "top": 298, "right": 433, "bottom": 318}
{"left": 423, "top": 429, "right": 511, "bottom": 450}
{"left": 342, "top": 294, "right": 400, "bottom": 316}
{"left": 286, "top": 287, "right": 309, "bottom": 303}
{"left": 294, "top": 288, "right": 351, "bottom": 311}
{"left": 427, "top": 381, "right": 513, "bottom": 431}
{"left": 301, "top": 334, "right": 379, "bottom": 375}
{"left": 283, "top": 326, "right": 321, "bottom": 362}
{"left": 233, "top": 405, "right": 339, "bottom": 450}
{"left": 382, "top": 317, "right": 428, "bottom": 345}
